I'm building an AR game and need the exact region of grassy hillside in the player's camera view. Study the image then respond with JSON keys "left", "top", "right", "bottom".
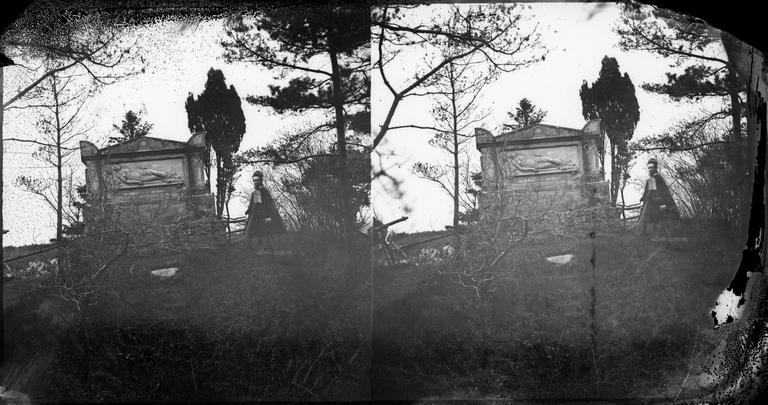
{"left": 373, "top": 230, "right": 739, "bottom": 400}
{"left": 1, "top": 225, "right": 745, "bottom": 401}
{"left": 2, "top": 234, "right": 371, "bottom": 402}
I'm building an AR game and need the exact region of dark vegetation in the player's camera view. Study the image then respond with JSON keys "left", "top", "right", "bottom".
{"left": 504, "top": 98, "right": 548, "bottom": 131}
{"left": 185, "top": 68, "right": 247, "bottom": 219}
{"left": 224, "top": 4, "right": 370, "bottom": 250}
{"left": 110, "top": 109, "right": 152, "bottom": 144}
{"left": 373, "top": 224, "right": 738, "bottom": 400}
{"left": 580, "top": 56, "right": 641, "bottom": 205}
{"left": 0, "top": 218, "right": 747, "bottom": 401}
{"left": 3, "top": 231, "right": 371, "bottom": 402}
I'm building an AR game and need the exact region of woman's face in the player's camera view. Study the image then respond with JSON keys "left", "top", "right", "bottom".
{"left": 647, "top": 164, "right": 657, "bottom": 176}
{"left": 253, "top": 177, "right": 263, "bottom": 187}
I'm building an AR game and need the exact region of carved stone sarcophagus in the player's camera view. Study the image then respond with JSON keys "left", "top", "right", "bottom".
{"left": 474, "top": 120, "right": 619, "bottom": 233}
{"left": 79, "top": 133, "right": 216, "bottom": 238}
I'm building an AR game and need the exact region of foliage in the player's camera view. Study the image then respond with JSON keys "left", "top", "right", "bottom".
{"left": 643, "top": 65, "right": 735, "bottom": 100}
{"left": 2, "top": 0, "right": 140, "bottom": 110}
{"left": 2, "top": 0, "right": 138, "bottom": 245}
{"left": 185, "top": 68, "right": 247, "bottom": 219}
{"left": 616, "top": 3, "right": 749, "bottom": 228}
{"left": 223, "top": 4, "right": 370, "bottom": 251}
{"left": 13, "top": 71, "right": 97, "bottom": 242}
{"left": 580, "top": 56, "right": 640, "bottom": 204}
{"left": 222, "top": 5, "right": 370, "bottom": 69}
{"left": 616, "top": 146, "right": 636, "bottom": 210}
{"left": 631, "top": 116, "right": 748, "bottom": 235}
{"left": 458, "top": 172, "right": 483, "bottom": 226}
{"left": 616, "top": 3, "right": 745, "bottom": 137}
{"left": 110, "top": 110, "right": 152, "bottom": 144}
{"left": 221, "top": 5, "right": 369, "bottom": 142}
{"left": 503, "top": 98, "right": 547, "bottom": 131}
{"left": 250, "top": 132, "right": 370, "bottom": 237}
{"left": 10, "top": 237, "right": 371, "bottom": 402}
{"left": 580, "top": 57, "right": 640, "bottom": 147}
{"left": 442, "top": 218, "right": 531, "bottom": 298}
{"left": 16, "top": 173, "right": 84, "bottom": 238}
{"left": 373, "top": 231, "right": 734, "bottom": 399}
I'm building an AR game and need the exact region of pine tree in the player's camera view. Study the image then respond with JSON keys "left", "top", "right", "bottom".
{"left": 222, "top": 4, "right": 369, "bottom": 267}
{"left": 616, "top": 4, "right": 745, "bottom": 146}
{"left": 110, "top": 110, "right": 152, "bottom": 144}
{"left": 503, "top": 98, "right": 547, "bottom": 131}
{"left": 616, "top": 4, "right": 750, "bottom": 229}
{"left": 580, "top": 56, "right": 640, "bottom": 204}
{"left": 185, "top": 68, "right": 246, "bottom": 219}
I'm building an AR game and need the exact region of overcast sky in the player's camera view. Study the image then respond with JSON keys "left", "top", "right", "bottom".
{"left": 371, "top": 2, "right": 724, "bottom": 234}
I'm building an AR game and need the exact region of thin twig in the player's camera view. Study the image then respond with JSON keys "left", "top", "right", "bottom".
{"left": 674, "top": 331, "right": 700, "bottom": 402}
{"left": 303, "top": 343, "right": 330, "bottom": 385}
{"left": 190, "top": 358, "right": 199, "bottom": 395}
{"left": 290, "top": 381, "right": 316, "bottom": 398}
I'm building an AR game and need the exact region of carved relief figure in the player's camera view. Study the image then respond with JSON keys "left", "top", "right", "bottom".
{"left": 509, "top": 152, "right": 578, "bottom": 174}
{"left": 108, "top": 164, "right": 182, "bottom": 186}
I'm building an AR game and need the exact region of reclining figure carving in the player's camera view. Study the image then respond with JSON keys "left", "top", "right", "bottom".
{"left": 108, "top": 164, "right": 182, "bottom": 186}
{"left": 509, "top": 152, "right": 578, "bottom": 174}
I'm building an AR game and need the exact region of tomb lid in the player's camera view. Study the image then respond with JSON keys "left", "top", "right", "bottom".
{"left": 80, "top": 133, "right": 205, "bottom": 161}
{"left": 475, "top": 120, "right": 601, "bottom": 149}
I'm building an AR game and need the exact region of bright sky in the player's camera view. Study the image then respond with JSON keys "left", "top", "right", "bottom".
{"left": 371, "top": 2, "right": 725, "bottom": 234}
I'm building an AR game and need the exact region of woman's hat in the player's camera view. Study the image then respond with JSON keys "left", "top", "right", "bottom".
{"left": 647, "top": 158, "right": 658, "bottom": 166}
{"left": 252, "top": 170, "right": 263, "bottom": 179}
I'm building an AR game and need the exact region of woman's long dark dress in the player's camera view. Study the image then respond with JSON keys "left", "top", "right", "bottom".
{"left": 244, "top": 187, "right": 284, "bottom": 239}
{"left": 637, "top": 173, "right": 680, "bottom": 236}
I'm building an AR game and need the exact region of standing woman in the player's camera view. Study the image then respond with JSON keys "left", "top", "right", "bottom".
{"left": 637, "top": 158, "right": 680, "bottom": 237}
{"left": 244, "top": 171, "right": 284, "bottom": 252}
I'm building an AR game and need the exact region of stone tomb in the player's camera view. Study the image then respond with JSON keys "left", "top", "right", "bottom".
{"left": 79, "top": 133, "right": 216, "bottom": 240}
{"left": 474, "top": 120, "right": 618, "bottom": 232}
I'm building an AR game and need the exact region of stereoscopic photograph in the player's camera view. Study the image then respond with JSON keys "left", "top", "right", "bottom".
{"left": 1, "top": 0, "right": 767, "bottom": 403}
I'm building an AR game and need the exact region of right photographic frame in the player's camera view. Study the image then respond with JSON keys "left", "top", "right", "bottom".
{"left": 371, "top": 2, "right": 768, "bottom": 402}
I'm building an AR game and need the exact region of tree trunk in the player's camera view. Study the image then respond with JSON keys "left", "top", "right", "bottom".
{"left": 728, "top": 74, "right": 751, "bottom": 233}
{"left": 610, "top": 142, "right": 618, "bottom": 204}
{"left": 620, "top": 182, "right": 627, "bottom": 221}
{"left": 225, "top": 192, "right": 232, "bottom": 236}
{"left": 450, "top": 65, "right": 460, "bottom": 233}
{"left": 723, "top": 32, "right": 752, "bottom": 233}
{"left": 53, "top": 76, "right": 63, "bottom": 243}
{"left": 328, "top": 43, "right": 353, "bottom": 275}
{"left": 204, "top": 146, "right": 212, "bottom": 191}
{"left": 728, "top": 74, "right": 743, "bottom": 142}
{"left": 215, "top": 153, "right": 223, "bottom": 219}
